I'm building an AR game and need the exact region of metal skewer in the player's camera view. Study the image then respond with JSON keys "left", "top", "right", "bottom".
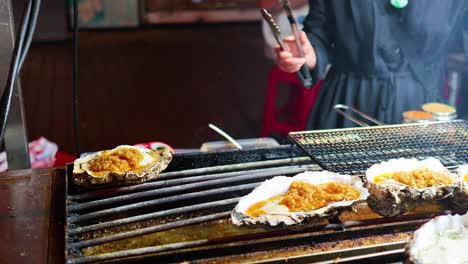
{"left": 208, "top": 123, "right": 243, "bottom": 149}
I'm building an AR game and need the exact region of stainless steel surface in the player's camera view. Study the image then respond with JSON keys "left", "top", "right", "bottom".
{"left": 432, "top": 111, "right": 457, "bottom": 121}
{"left": 333, "top": 104, "right": 386, "bottom": 127}
{"left": 0, "top": 0, "right": 30, "bottom": 169}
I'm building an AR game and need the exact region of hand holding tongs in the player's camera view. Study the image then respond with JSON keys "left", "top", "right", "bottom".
{"left": 261, "top": 1, "right": 313, "bottom": 88}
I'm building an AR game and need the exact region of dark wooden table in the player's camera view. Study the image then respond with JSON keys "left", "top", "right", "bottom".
{"left": 0, "top": 168, "right": 65, "bottom": 263}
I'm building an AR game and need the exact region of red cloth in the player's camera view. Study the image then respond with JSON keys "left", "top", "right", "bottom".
{"left": 54, "top": 151, "right": 77, "bottom": 167}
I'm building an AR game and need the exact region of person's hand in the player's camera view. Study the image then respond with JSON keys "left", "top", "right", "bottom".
{"left": 275, "top": 31, "right": 317, "bottom": 73}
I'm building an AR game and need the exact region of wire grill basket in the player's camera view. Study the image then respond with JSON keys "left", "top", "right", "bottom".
{"left": 288, "top": 120, "right": 468, "bottom": 175}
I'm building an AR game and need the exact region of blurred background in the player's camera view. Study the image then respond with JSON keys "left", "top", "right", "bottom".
{"left": 14, "top": 0, "right": 272, "bottom": 154}
{"left": 10, "top": 0, "right": 468, "bottom": 155}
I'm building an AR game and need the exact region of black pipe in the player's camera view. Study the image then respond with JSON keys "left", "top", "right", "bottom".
{"left": 0, "top": 0, "right": 41, "bottom": 145}
{"left": 73, "top": 0, "right": 81, "bottom": 156}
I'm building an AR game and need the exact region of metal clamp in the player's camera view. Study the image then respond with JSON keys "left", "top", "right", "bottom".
{"left": 260, "top": 7, "right": 313, "bottom": 88}
{"left": 281, "top": 0, "right": 313, "bottom": 88}
{"left": 333, "top": 104, "right": 385, "bottom": 127}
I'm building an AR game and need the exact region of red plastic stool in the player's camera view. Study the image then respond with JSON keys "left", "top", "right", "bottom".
{"left": 261, "top": 65, "right": 322, "bottom": 137}
{"left": 54, "top": 151, "right": 77, "bottom": 167}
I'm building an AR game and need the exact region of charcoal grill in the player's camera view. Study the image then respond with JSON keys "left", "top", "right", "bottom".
{"left": 65, "top": 121, "right": 467, "bottom": 264}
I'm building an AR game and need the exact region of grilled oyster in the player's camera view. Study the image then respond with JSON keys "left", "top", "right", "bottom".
{"left": 231, "top": 171, "right": 368, "bottom": 226}
{"left": 453, "top": 165, "right": 468, "bottom": 212}
{"left": 405, "top": 213, "right": 468, "bottom": 264}
{"left": 73, "top": 145, "right": 172, "bottom": 186}
{"left": 365, "top": 158, "right": 456, "bottom": 217}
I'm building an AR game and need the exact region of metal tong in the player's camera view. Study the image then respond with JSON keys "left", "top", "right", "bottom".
{"left": 333, "top": 104, "right": 386, "bottom": 127}
{"left": 261, "top": 2, "right": 313, "bottom": 88}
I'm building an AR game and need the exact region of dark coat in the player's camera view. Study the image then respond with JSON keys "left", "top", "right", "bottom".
{"left": 304, "top": 0, "right": 468, "bottom": 129}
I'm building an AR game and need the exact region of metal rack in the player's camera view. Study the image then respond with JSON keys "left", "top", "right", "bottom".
{"left": 289, "top": 120, "right": 468, "bottom": 175}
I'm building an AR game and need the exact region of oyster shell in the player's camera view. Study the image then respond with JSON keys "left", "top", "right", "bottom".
{"left": 453, "top": 165, "right": 468, "bottom": 212}
{"left": 73, "top": 145, "right": 172, "bottom": 186}
{"left": 231, "top": 171, "right": 368, "bottom": 226}
{"left": 365, "top": 158, "right": 456, "bottom": 217}
{"left": 405, "top": 213, "right": 468, "bottom": 264}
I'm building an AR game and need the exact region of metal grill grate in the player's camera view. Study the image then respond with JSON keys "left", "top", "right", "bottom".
{"left": 289, "top": 120, "right": 468, "bottom": 175}
{"left": 64, "top": 146, "right": 455, "bottom": 263}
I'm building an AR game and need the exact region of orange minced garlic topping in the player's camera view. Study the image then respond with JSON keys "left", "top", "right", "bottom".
{"left": 280, "top": 181, "right": 361, "bottom": 212}
{"left": 373, "top": 168, "right": 454, "bottom": 188}
{"left": 403, "top": 110, "right": 433, "bottom": 120}
{"left": 246, "top": 181, "right": 360, "bottom": 216}
{"left": 88, "top": 148, "right": 144, "bottom": 173}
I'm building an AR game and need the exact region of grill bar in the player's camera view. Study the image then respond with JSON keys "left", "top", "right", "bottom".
{"left": 69, "top": 157, "right": 311, "bottom": 201}
{"left": 71, "top": 211, "right": 231, "bottom": 249}
{"left": 69, "top": 197, "right": 240, "bottom": 235}
{"left": 68, "top": 217, "right": 430, "bottom": 264}
{"left": 69, "top": 164, "right": 317, "bottom": 212}
{"left": 158, "top": 156, "right": 310, "bottom": 179}
{"left": 257, "top": 242, "right": 406, "bottom": 264}
{"left": 69, "top": 182, "right": 260, "bottom": 223}
{"left": 315, "top": 248, "right": 405, "bottom": 264}
{"left": 72, "top": 210, "right": 442, "bottom": 252}
{"left": 67, "top": 239, "right": 212, "bottom": 264}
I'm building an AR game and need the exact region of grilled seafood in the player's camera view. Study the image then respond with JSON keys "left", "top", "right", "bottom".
{"left": 365, "top": 158, "right": 456, "bottom": 217}
{"left": 73, "top": 145, "right": 172, "bottom": 186}
{"left": 231, "top": 171, "right": 368, "bottom": 226}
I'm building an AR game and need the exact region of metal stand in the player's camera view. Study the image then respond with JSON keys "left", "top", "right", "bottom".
{"left": 0, "top": 0, "right": 31, "bottom": 169}
{"left": 447, "top": 53, "right": 468, "bottom": 107}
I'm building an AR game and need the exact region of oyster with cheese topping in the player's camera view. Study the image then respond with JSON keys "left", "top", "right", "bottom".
{"left": 73, "top": 145, "right": 172, "bottom": 186}
{"left": 405, "top": 213, "right": 468, "bottom": 264}
{"left": 365, "top": 158, "right": 456, "bottom": 217}
{"left": 231, "top": 171, "right": 368, "bottom": 226}
{"left": 453, "top": 165, "right": 468, "bottom": 212}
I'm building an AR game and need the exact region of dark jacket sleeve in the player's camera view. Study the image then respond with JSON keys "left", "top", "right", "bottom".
{"left": 302, "top": 0, "right": 332, "bottom": 85}
{"left": 464, "top": 17, "right": 468, "bottom": 62}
